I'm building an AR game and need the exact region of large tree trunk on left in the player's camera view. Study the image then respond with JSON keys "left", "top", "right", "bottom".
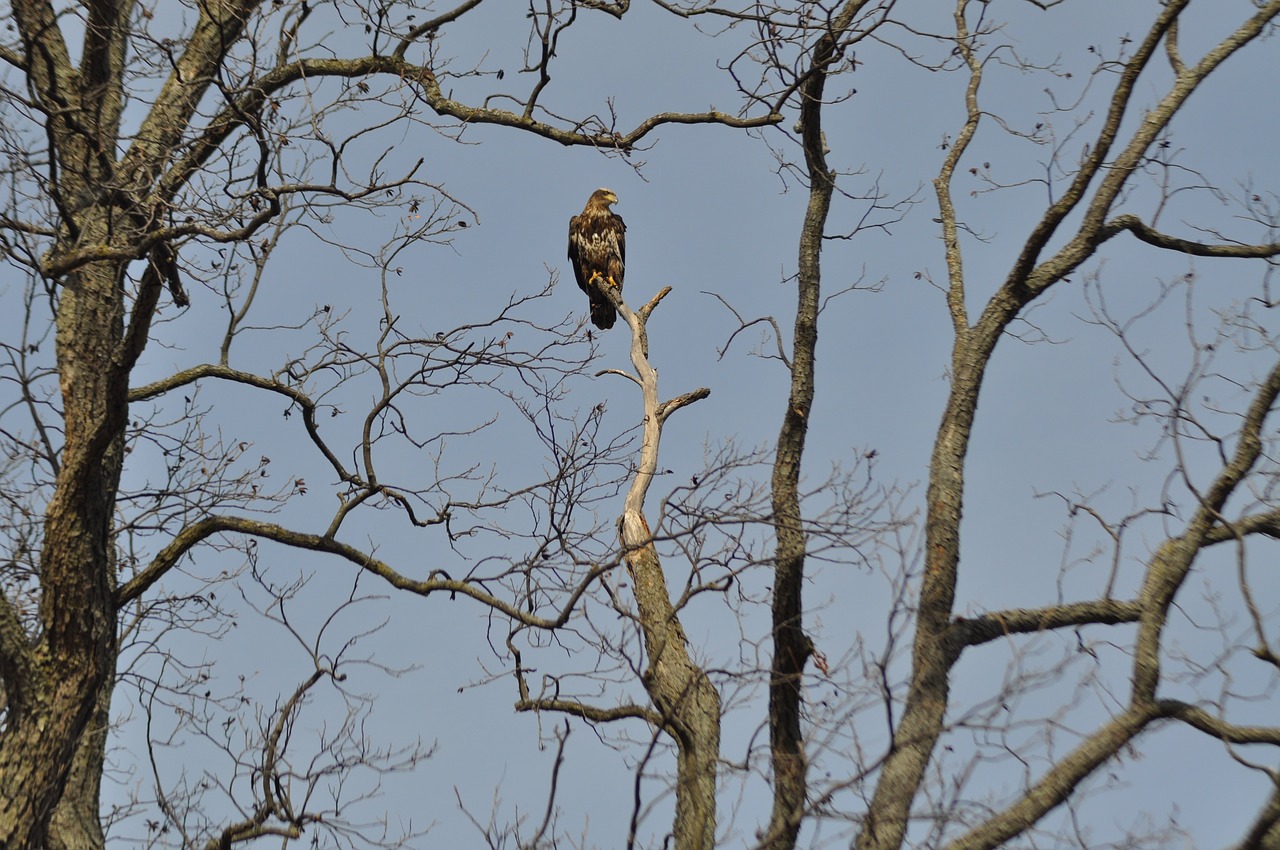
{"left": 0, "top": 0, "right": 140, "bottom": 842}
{"left": 0, "top": 258, "right": 127, "bottom": 850}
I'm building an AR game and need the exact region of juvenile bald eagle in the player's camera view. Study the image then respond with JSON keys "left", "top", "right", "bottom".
{"left": 568, "top": 188, "right": 625, "bottom": 330}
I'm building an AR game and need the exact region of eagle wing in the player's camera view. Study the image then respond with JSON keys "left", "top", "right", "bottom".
{"left": 567, "top": 213, "right": 586, "bottom": 289}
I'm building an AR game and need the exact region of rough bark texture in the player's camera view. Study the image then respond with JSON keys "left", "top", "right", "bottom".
{"left": 47, "top": 645, "right": 116, "bottom": 850}
{"left": 0, "top": 258, "right": 127, "bottom": 849}
{"left": 0, "top": 1, "right": 132, "bottom": 841}
{"left": 764, "top": 7, "right": 873, "bottom": 848}
{"left": 763, "top": 22, "right": 833, "bottom": 850}
{"left": 0, "top": 1, "right": 260, "bottom": 842}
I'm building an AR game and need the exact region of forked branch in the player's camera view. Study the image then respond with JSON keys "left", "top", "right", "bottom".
{"left": 603, "top": 282, "right": 720, "bottom": 850}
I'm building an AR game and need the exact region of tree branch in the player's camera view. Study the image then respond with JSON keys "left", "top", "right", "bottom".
{"left": 0, "top": 43, "right": 25, "bottom": 70}
{"left": 1007, "top": 0, "right": 1189, "bottom": 290}
{"left": 1103, "top": 213, "right": 1280, "bottom": 259}
{"left": 515, "top": 698, "right": 662, "bottom": 728}
{"left": 942, "top": 706, "right": 1161, "bottom": 850}
{"left": 1230, "top": 785, "right": 1280, "bottom": 850}
{"left": 951, "top": 599, "right": 1143, "bottom": 652}
{"left": 117, "top": 515, "right": 613, "bottom": 632}
{"left": 1132, "top": 357, "right": 1280, "bottom": 701}
{"left": 1156, "top": 700, "right": 1280, "bottom": 746}
{"left": 609, "top": 283, "right": 720, "bottom": 850}
{"left": 765, "top": 3, "right": 875, "bottom": 846}
{"left": 391, "top": 0, "right": 487, "bottom": 55}
{"left": 1026, "top": 0, "right": 1280, "bottom": 296}
{"left": 156, "top": 54, "right": 781, "bottom": 210}
{"left": 129, "top": 362, "right": 357, "bottom": 489}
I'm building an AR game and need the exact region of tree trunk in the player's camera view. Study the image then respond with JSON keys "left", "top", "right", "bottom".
{"left": 48, "top": 661, "right": 116, "bottom": 850}
{"left": 614, "top": 289, "right": 720, "bottom": 850}
{"left": 0, "top": 258, "right": 127, "bottom": 850}
{"left": 622, "top": 533, "right": 723, "bottom": 850}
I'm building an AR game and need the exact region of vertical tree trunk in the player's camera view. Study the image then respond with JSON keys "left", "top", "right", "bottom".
{"left": 1, "top": 1, "right": 145, "bottom": 839}
{"left": 622, "top": 535, "right": 723, "bottom": 850}
{"left": 0, "top": 257, "right": 127, "bottom": 850}
{"left": 48, "top": 658, "right": 116, "bottom": 850}
{"left": 765, "top": 5, "right": 869, "bottom": 847}
{"left": 614, "top": 290, "right": 720, "bottom": 850}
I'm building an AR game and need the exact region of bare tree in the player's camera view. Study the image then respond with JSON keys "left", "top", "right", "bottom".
{"left": 0, "top": 2, "right": 779, "bottom": 848}
{"left": 855, "top": 4, "right": 1280, "bottom": 848}
{"left": 509, "top": 282, "right": 720, "bottom": 847}
{"left": 673, "top": 0, "right": 1280, "bottom": 848}
{"left": 730, "top": 1, "right": 1280, "bottom": 849}
{"left": 5, "top": 1, "right": 1280, "bottom": 849}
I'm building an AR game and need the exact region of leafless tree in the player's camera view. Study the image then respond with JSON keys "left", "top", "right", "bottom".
{"left": 5, "top": 1, "right": 1280, "bottom": 850}
{"left": 725, "top": 2, "right": 1280, "bottom": 849}
{"left": 0, "top": 1, "right": 779, "bottom": 848}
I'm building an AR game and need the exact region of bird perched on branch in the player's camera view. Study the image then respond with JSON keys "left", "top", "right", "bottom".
{"left": 567, "top": 188, "right": 626, "bottom": 329}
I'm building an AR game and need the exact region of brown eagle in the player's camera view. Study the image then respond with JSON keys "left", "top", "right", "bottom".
{"left": 567, "top": 188, "right": 625, "bottom": 329}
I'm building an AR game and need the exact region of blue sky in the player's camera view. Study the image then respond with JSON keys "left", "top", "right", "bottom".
{"left": 77, "top": 1, "right": 1280, "bottom": 847}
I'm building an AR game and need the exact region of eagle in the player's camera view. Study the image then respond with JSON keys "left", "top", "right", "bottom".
{"left": 567, "top": 188, "right": 626, "bottom": 330}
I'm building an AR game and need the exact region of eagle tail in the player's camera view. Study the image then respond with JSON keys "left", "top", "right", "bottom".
{"left": 589, "top": 292, "right": 616, "bottom": 330}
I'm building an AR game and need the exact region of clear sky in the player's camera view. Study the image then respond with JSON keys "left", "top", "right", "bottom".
{"left": 92, "top": 1, "right": 1280, "bottom": 847}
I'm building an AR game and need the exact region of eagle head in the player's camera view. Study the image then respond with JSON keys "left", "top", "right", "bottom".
{"left": 590, "top": 188, "right": 619, "bottom": 208}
